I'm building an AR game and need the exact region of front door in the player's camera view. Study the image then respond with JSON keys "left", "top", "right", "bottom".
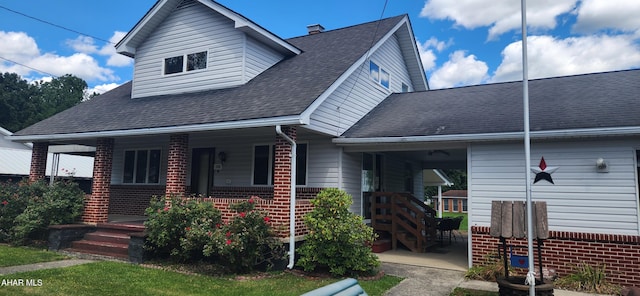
{"left": 191, "top": 148, "right": 215, "bottom": 197}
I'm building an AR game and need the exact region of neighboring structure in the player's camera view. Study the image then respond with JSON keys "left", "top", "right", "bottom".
{"left": 432, "top": 190, "right": 467, "bottom": 214}
{"left": 0, "top": 127, "right": 94, "bottom": 190}
{"left": 6, "top": 0, "right": 640, "bottom": 286}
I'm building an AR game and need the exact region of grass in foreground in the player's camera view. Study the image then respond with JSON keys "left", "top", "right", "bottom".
{"left": 2, "top": 261, "right": 402, "bottom": 296}
{"left": 0, "top": 245, "right": 67, "bottom": 267}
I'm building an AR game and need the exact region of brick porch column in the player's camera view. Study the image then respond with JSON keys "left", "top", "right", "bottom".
{"left": 83, "top": 138, "right": 114, "bottom": 224}
{"left": 29, "top": 142, "right": 49, "bottom": 182}
{"left": 273, "top": 126, "right": 296, "bottom": 237}
{"left": 165, "top": 134, "right": 189, "bottom": 204}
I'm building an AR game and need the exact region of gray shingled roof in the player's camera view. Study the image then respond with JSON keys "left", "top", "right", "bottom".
{"left": 15, "top": 15, "right": 405, "bottom": 137}
{"left": 342, "top": 69, "right": 640, "bottom": 138}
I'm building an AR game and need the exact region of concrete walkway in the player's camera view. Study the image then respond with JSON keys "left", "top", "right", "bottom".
{"left": 0, "top": 259, "right": 95, "bottom": 275}
{"left": 380, "top": 262, "right": 612, "bottom": 296}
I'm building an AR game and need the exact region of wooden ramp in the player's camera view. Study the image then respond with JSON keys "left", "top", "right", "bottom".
{"left": 371, "top": 192, "right": 439, "bottom": 253}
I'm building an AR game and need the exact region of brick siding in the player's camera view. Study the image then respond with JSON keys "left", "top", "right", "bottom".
{"left": 29, "top": 142, "right": 49, "bottom": 182}
{"left": 471, "top": 226, "right": 640, "bottom": 287}
{"left": 109, "top": 185, "right": 165, "bottom": 216}
{"left": 82, "top": 138, "right": 113, "bottom": 224}
{"left": 165, "top": 134, "right": 189, "bottom": 198}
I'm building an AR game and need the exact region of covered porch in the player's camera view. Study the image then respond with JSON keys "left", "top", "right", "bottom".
{"left": 26, "top": 126, "right": 315, "bottom": 239}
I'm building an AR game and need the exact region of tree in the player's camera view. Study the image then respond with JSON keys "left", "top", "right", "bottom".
{"left": 0, "top": 73, "right": 40, "bottom": 132}
{"left": 0, "top": 73, "right": 88, "bottom": 132}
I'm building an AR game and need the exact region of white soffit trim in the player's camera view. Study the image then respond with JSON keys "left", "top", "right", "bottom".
{"left": 333, "top": 126, "right": 640, "bottom": 145}
{"left": 8, "top": 116, "right": 305, "bottom": 142}
{"left": 299, "top": 17, "right": 407, "bottom": 124}
{"left": 400, "top": 17, "right": 429, "bottom": 91}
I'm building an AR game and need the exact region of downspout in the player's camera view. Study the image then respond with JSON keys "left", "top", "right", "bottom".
{"left": 275, "top": 125, "right": 297, "bottom": 269}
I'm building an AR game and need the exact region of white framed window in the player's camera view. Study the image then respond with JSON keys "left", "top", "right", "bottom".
{"left": 252, "top": 143, "right": 308, "bottom": 186}
{"left": 123, "top": 149, "right": 161, "bottom": 184}
{"left": 163, "top": 51, "right": 208, "bottom": 75}
{"left": 369, "top": 60, "right": 390, "bottom": 89}
{"left": 401, "top": 83, "right": 409, "bottom": 93}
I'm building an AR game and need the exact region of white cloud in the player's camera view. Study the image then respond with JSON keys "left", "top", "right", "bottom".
{"left": 66, "top": 36, "right": 99, "bottom": 54}
{"left": 416, "top": 37, "right": 452, "bottom": 71}
{"left": 0, "top": 31, "right": 40, "bottom": 63}
{"left": 0, "top": 31, "right": 121, "bottom": 83}
{"left": 573, "top": 0, "right": 640, "bottom": 34}
{"left": 87, "top": 83, "right": 120, "bottom": 95}
{"left": 428, "top": 50, "right": 489, "bottom": 89}
{"left": 65, "top": 31, "right": 132, "bottom": 67}
{"left": 491, "top": 35, "right": 640, "bottom": 83}
{"left": 101, "top": 31, "right": 132, "bottom": 67}
{"left": 420, "top": 0, "right": 578, "bottom": 40}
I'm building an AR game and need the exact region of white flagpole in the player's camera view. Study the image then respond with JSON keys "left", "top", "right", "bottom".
{"left": 520, "top": 0, "right": 536, "bottom": 295}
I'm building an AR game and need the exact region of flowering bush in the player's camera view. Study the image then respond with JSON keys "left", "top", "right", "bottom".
{"left": 297, "top": 188, "right": 380, "bottom": 276}
{"left": 144, "top": 196, "right": 222, "bottom": 261}
{"left": 0, "top": 180, "right": 84, "bottom": 245}
{"left": 201, "top": 197, "right": 284, "bottom": 273}
{"left": 144, "top": 196, "right": 283, "bottom": 273}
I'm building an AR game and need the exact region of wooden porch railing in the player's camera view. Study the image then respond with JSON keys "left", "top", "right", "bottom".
{"left": 370, "top": 192, "right": 438, "bottom": 253}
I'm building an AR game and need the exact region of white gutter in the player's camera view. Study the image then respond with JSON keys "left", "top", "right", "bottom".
{"left": 8, "top": 116, "right": 304, "bottom": 142}
{"left": 333, "top": 126, "right": 640, "bottom": 145}
{"left": 275, "top": 125, "right": 297, "bottom": 269}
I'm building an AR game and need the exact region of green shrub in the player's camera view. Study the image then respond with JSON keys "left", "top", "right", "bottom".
{"left": 555, "top": 262, "right": 621, "bottom": 294}
{"left": 144, "top": 196, "right": 222, "bottom": 261}
{"left": 0, "top": 180, "right": 84, "bottom": 245}
{"left": 465, "top": 252, "right": 510, "bottom": 281}
{"left": 297, "top": 188, "right": 380, "bottom": 277}
{"left": 145, "top": 196, "right": 283, "bottom": 273}
{"left": 201, "top": 197, "right": 284, "bottom": 273}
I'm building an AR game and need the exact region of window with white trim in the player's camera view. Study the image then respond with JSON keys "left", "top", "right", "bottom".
{"left": 123, "top": 149, "right": 161, "bottom": 184}
{"left": 164, "top": 51, "right": 207, "bottom": 75}
{"left": 369, "top": 60, "right": 389, "bottom": 89}
{"left": 252, "top": 143, "right": 308, "bottom": 186}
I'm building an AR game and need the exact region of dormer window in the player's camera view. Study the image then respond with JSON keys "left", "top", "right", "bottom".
{"left": 164, "top": 51, "right": 208, "bottom": 75}
{"left": 369, "top": 60, "right": 389, "bottom": 89}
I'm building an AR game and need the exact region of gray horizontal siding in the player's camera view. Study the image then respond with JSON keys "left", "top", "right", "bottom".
{"left": 245, "top": 37, "right": 284, "bottom": 82}
{"left": 132, "top": 2, "right": 245, "bottom": 98}
{"left": 309, "top": 34, "right": 413, "bottom": 136}
{"left": 469, "top": 140, "right": 640, "bottom": 235}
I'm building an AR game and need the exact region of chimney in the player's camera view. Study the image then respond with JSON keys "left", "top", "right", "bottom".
{"left": 306, "top": 24, "right": 325, "bottom": 35}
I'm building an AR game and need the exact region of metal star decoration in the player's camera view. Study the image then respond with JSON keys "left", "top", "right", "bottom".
{"left": 531, "top": 157, "right": 558, "bottom": 184}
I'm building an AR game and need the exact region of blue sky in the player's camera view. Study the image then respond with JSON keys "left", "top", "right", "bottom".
{"left": 0, "top": 0, "right": 639, "bottom": 94}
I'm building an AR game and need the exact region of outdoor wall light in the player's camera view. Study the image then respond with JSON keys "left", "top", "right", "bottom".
{"left": 218, "top": 151, "right": 227, "bottom": 164}
{"left": 596, "top": 158, "right": 609, "bottom": 173}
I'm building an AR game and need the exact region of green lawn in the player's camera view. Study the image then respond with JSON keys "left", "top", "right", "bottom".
{"left": 1, "top": 261, "right": 402, "bottom": 296}
{"left": 0, "top": 245, "right": 67, "bottom": 267}
{"left": 441, "top": 212, "right": 468, "bottom": 231}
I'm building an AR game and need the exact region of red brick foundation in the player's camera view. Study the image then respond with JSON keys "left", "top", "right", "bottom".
{"left": 472, "top": 226, "right": 640, "bottom": 287}
{"left": 181, "top": 196, "right": 314, "bottom": 237}
{"left": 109, "top": 185, "right": 165, "bottom": 216}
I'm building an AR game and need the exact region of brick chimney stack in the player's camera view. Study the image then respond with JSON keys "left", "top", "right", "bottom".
{"left": 306, "top": 24, "right": 325, "bottom": 35}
